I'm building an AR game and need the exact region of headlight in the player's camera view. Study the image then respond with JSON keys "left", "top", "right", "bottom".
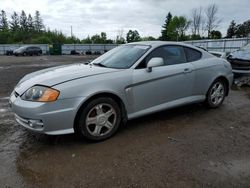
{"left": 21, "top": 86, "right": 60, "bottom": 102}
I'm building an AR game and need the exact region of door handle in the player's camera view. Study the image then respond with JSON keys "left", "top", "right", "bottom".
{"left": 183, "top": 68, "right": 192, "bottom": 73}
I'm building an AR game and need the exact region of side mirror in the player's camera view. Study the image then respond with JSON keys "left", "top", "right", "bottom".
{"left": 146, "top": 57, "right": 164, "bottom": 72}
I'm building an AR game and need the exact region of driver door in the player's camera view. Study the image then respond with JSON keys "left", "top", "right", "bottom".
{"left": 130, "top": 45, "right": 195, "bottom": 113}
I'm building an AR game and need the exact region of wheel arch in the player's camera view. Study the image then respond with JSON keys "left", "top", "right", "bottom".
{"left": 73, "top": 92, "right": 127, "bottom": 131}
{"left": 209, "top": 76, "right": 230, "bottom": 96}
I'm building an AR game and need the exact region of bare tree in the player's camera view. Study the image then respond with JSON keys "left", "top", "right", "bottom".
{"left": 190, "top": 7, "right": 203, "bottom": 36}
{"left": 115, "top": 28, "right": 125, "bottom": 44}
{"left": 205, "top": 4, "right": 221, "bottom": 38}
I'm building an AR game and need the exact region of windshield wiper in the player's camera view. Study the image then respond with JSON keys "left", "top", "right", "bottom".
{"left": 93, "top": 63, "right": 107, "bottom": 67}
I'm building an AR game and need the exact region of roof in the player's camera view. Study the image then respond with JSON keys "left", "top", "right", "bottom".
{"left": 127, "top": 41, "right": 197, "bottom": 49}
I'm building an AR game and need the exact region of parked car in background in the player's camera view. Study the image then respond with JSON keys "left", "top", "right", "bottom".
{"left": 227, "top": 43, "right": 250, "bottom": 77}
{"left": 13, "top": 46, "right": 42, "bottom": 56}
{"left": 70, "top": 50, "right": 80, "bottom": 55}
{"left": 5, "top": 48, "right": 15, "bottom": 56}
{"left": 9, "top": 41, "right": 233, "bottom": 141}
{"left": 209, "top": 51, "right": 227, "bottom": 59}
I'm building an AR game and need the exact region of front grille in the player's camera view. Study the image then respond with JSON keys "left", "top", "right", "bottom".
{"left": 231, "top": 64, "right": 250, "bottom": 70}
{"left": 229, "top": 60, "right": 250, "bottom": 70}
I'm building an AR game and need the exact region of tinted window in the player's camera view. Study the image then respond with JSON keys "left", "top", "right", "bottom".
{"left": 137, "top": 45, "right": 187, "bottom": 68}
{"left": 184, "top": 47, "right": 202, "bottom": 62}
{"left": 163, "top": 46, "right": 186, "bottom": 65}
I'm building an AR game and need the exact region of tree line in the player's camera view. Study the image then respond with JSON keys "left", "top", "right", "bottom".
{"left": 0, "top": 4, "right": 249, "bottom": 44}
{"left": 161, "top": 4, "right": 249, "bottom": 41}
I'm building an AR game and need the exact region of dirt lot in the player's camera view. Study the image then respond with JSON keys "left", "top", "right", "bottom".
{"left": 0, "top": 55, "right": 250, "bottom": 188}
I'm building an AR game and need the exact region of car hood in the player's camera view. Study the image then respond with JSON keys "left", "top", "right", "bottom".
{"left": 15, "top": 63, "right": 120, "bottom": 95}
{"left": 229, "top": 50, "right": 250, "bottom": 61}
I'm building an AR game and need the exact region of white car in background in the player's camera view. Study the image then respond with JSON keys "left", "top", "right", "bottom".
{"left": 209, "top": 51, "right": 227, "bottom": 59}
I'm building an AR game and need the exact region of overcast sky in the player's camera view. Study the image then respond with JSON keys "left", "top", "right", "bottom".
{"left": 1, "top": 0, "right": 249, "bottom": 39}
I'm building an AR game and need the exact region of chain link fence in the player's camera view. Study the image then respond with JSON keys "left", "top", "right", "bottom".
{"left": 184, "top": 37, "right": 250, "bottom": 52}
{"left": 0, "top": 37, "right": 249, "bottom": 55}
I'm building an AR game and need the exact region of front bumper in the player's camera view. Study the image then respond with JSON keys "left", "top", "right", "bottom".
{"left": 9, "top": 92, "right": 85, "bottom": 135}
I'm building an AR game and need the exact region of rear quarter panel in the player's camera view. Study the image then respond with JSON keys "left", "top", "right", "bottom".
{"left": 191, "top": 57, "right": 231, "bottom": 95}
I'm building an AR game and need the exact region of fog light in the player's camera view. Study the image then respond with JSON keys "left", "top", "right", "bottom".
{"left": 28, "top": 119, "right": 44, "bottom": 129}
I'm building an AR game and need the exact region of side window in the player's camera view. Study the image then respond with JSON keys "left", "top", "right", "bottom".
{"left": 136, "top": 47, "right": 166, "bottom": 69}
{"left": 136, "top": 45, "right": 187, "bottom": 69}
{"left": 184, "top": 47, "right": 202, "bottom": 62}
{"left": 163, "top": 46, "right": 186, "bottom": 65}
{"left": 146, "top": 47, "right": 166, "bottom": 63}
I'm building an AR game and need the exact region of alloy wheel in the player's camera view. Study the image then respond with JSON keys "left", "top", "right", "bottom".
{"left": 85, "top": 103, "right": 117, "bottom": 137}
{"left": 209, "top": 82, "right": 225, "bottom": 106}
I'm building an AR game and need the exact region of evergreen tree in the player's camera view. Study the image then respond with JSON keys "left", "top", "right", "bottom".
{"left": 161, "top": 12, "right": 172, "bottom": 41}
{"left": 0, "top": 10, "right": 9, "bottom": 31}
{"left": 20, "top": 10, "right": 28, "bottom": 31}
{"left": 34, "top": 10, "right": 44, "bottom": 32}
{"left": 226, "top": 20, "right": 237, "bottom": 38}
{"left": 27, "top": 14, "right": 34, "bottom": 31}
{"left": 9, "top": 11, "right": 19, "bottom": 31}
{"left": 236, "top": 20, "right": 250, "bottom": 37}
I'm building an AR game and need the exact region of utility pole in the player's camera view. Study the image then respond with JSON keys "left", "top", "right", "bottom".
{"left": 71, "top": 26, "right": 73, "bottom": 38}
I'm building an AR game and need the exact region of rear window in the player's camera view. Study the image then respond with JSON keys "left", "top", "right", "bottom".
{"left": 184, "top": 47, "right": 202, "bottom": 62}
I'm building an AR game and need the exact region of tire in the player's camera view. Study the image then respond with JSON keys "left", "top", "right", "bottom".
{"left": 206, "top": 79, "right": 226, "bottom": 108}
{"left": 75, "top": 97, "right": 122, "bottom": 141}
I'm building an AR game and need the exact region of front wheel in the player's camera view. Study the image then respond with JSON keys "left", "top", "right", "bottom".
{"left": 206, "top": 79, "right": 226, "bottom": 108}
{"left": 75, "top": 97, "right": 122, "bottom": 141}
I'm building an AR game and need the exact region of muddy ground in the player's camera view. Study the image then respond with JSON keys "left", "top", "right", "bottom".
{"left": 0, "top": 55, "right": 250, "bottom": 188}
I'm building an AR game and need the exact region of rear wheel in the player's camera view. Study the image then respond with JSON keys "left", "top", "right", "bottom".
{"left": 75, "top": 97, "right": 122, "bottom": 141}
{"left": 206, "top": 79, "right": 226, "bottom": 108}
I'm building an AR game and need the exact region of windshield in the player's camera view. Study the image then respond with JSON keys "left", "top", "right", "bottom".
{"left": 241, "top": 43, "right": 250, "bottom": 51}
{"left": 91, "top": 44, "right": 150, "bottom": 69}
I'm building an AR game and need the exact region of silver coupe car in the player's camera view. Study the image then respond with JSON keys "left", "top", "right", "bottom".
{"left": 9, "top": 41, "right": 233, "bottom": 141}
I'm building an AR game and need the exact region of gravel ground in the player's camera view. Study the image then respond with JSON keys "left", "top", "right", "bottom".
{"left": 0, "top": 55, "right": 250, "bottom": 188}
